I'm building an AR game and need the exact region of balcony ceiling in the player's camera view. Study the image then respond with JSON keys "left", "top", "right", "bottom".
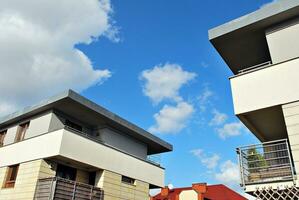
{"left": 209, "top": 0, "right": 299, "bottom": 74}
{"left": 238, "top": 106, "right": 287, "bottom": 142}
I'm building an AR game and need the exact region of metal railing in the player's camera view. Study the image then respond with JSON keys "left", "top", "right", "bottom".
{"left": 147, "top": 154, "right": 162, "bottom": 166}
{"left": 64, "top": 125, "right": 163, "bottom": 167}
{"left": 237, "top": 139, "right": 295, "bottom": 186}
{"left": 34, "top": 177, "right": 104, "bottom": 200}
{"left": 238, "top": 61, "right": 272, "bottom": 74}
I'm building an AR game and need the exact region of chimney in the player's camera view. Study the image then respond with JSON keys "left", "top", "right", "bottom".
{"left": 192, "top": 183, "right": 207, "bottom": 200}
{"left": 161, "top": 186, "right": 169, "bottom": 197}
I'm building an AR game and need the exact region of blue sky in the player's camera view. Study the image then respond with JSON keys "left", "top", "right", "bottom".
{"left": 77, "top": 0, "right": 273, "bottom": 190}
{"left": 0, "top": 0, "right": 274, "bottom": 196}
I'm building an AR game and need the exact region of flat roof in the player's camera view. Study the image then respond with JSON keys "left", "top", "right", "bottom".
{"left": 209, "top": 0, "right": 299, "bottom": 74}
{"left": 0, "top": 90, "right": 173, "bottom": 154}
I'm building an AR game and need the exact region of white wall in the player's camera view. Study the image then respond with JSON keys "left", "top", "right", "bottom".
{"left": 4, "top": 126, "right": 18, "bottom": 146}
{"left": 25, "top": 112, "right": 52, "bottom": 139}
{"left": 2, "top": 112, "right": 53, "bottom": 146}
{"left": 230, "top": 57, "right": 299, "bottom": 115}
{"left": 282, "top": 101, "right": 299, "bottom": 175}
{"left": 98, "top": 128, "right": 147, "bottom": 159}
{"left": 0, "top": 130, "right": 63, "bottom": 167}
{"left": 0, "top": 129, "right": 165, "bottom": 187}
{"left": 179, "top": 190, "right": 198, "bottom": 200}
{"left": 60, "top": 129, "right": 164, "bottom": 187}
{"left": 266, "top": 18, "right": 299, "bottom": 64}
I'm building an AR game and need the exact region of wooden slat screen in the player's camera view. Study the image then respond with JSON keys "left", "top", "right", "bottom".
{"left": 34, "top": 177, "right": 104, "bottom": 200}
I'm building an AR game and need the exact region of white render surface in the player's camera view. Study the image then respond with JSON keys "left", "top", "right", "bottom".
{"left": 245, "top": 181, "right": 295, "bottom": 193}
{"left": 179, "top": 190, "right": 197, "bottom": 200}
{"left": 0, "top": 130, "right": 63, "bottom": 167}
{"left": 266, "top": 18, "right": 299, "bottom": 64}
{"left": 230, "top": 57, "right": 299, "bottom": 115}
{"left": 60, "top": 129, "right": 164, "bottom": 187}
{"left": 2, "top": 112, "right": 53, "bottom": 146}
{"left": 282, "top": 101, "right": 299, "bottom": 175}
{"left": 98, "top": 127, "right": 147, "bottom": 159}
{"left": 0, "top": 129, "right": 164, "bottom": 187}
{"left": 25, "top": 112, "right": 52, "bottom": 139}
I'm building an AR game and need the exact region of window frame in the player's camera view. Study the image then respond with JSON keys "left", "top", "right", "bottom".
{"left": 3, "top": 164, "right": 19, "bottom": 188}
{"left": 121, "top": 176, "right": 136, "bottom": 186}
{"left": 15, "top": 122, "right": 30, "bottom": 142}
{"left": 0, "top": 130, "right": 7, "bottom": 147}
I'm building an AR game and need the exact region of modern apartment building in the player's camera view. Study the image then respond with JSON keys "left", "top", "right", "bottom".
{"left": 0, "top": 90, "right": 172, "bottom": 200}
{"left": 209, "top": 0, "right": 299, "bottom": 199}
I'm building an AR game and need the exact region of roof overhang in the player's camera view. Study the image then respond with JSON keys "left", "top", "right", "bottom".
{"left": 209, "top": 0, "right": 299, "bottom": 74}
{"left": 0, "top": 90, "right": 173, "bottom": 154}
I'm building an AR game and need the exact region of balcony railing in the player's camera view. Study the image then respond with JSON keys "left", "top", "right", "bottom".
{"left": 64, "top": 125, "right": 162, "bottom": 167}
{"left": 237, "top": 139, "right": 295, "bottom": 186}
{"left": 147, "top": 154, "right": 162, "bottom": 166}
{"left": 238, "top": 61, "right": 272, "bottom": 74}
{"left": 34, "top": 177, "right": 104, "bottom": 200}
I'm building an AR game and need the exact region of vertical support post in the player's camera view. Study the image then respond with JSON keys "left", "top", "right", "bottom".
{"left": 285, "top": 139, "right": 296, "bottom": 184}
{"left": 49, "top": 177, "right": 57, "bottom": 200}
{"left": 71, "top": 182, "right": 77, "bottom": 200}
{"left": 89, "top": 186, "right": 93, "bottom": 200}
{"left": 237, "top": 148, "right": 245, "bottom": 187}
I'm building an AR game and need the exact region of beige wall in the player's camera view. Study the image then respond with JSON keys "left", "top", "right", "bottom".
{"left": 230, "top": 57, "right": 299, "bottom": 115}
{"left": 0, "top": 129, "right": 165, "bottom": 187}
{"left": 266, "top": 18, "right": 299, "bottom": 64}
{"left": 96, "top": 170, "right": 149, "bottom": 200}
{"left": 282, "top": 101, "right": 299, "bottom": 174}
{"left": 179, "top": 190, "right": 198, "bottom": 200}
{"left": 0, "top": 159, "right": 56, "bottom": 200}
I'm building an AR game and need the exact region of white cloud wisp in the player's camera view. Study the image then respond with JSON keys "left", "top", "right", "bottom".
{"left": 140, "top": 63, "right": 196, "bottom": 104}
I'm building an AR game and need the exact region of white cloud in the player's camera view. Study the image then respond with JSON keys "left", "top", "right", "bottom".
{"left": 0, "top": 0, "right": 117, "bottom": 116}
{"left": 149, "top": 101, "right": 194, "bottom": 134}
{"left": 201, "top": 61, "right": 209, "bottom": 68}
{"left": 140, "top": 63, "right": 197, "bottom": 104}
{"left": 209, "top": 109, "right": 228, "bottom": 126}
{"left": 216, "top": 122, "right": 245, "bottom": 139}
{"left": 198, "top": 86, "right": 214, "bottom": 112}
{"left": 215, "top": 160, "right": 240, "bottom": 188}
{"left": 190, "top": 149, "right": 220, "bottom": 169}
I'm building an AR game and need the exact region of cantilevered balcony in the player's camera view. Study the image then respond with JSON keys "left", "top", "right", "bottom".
{"left": 34, "top": 177, "right": 104, "bottom": 200}
{"left": 237, "top": 139, "right": 295, "bottom": 186}
{"left": 0, "top": 127, "right": 165, "bottom": 187}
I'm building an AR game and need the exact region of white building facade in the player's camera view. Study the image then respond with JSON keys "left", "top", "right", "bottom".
{"left": 209, "top": 0, "right": 299, "bottom": 199}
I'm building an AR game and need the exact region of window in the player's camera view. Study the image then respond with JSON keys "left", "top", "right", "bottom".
{"left": 121, "top": 176, "right": 135, "bottom": 185}
{"left": 65, "top": 120, "right": 82, "bottom": 132}
{"left": 56, "top": 164, "right": 77, "bottom": 181}
{"left": 3, "top": 165, "right": 19, "bottom": 188}
{"left": 15, "top": 122, "right": 30, "bottom": 142}
{"left": 0, "top": 130, "right": 6, "bottom": 147}
{"left": 89, "top": 171, "right": 96, "bottom": 186}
